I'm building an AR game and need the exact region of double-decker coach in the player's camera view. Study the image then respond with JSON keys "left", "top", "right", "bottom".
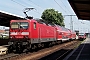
{"left": 71, "top": 31, "right": 76, "bottom": 40}
{"left": 54, "top": 25, "right": 71, "bottom": 42}
{"left": 54, "top": 25, "right": 62, "bottom": 44}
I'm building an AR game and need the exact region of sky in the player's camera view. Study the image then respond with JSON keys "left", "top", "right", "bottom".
{"left": 0, "top": 0, "right": 90, "bottom": 33}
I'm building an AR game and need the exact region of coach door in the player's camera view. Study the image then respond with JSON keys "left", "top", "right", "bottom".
{"left": 38, "top": 27, "right": 41, "bottom": 43}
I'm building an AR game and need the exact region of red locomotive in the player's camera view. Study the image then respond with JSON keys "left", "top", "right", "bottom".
{"left": 8, "top": 19, "right": 56, "bottom": 52}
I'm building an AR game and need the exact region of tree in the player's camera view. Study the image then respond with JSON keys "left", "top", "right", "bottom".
{"left": 41, "top": 9, "right": 65, "bottom": 26}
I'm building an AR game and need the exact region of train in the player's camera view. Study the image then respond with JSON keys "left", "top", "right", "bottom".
{"left": 8, "top": 18, "right": 76, "bottom": 53}
{"left": 78, "top": 33, "right": 86, "bottom": 40}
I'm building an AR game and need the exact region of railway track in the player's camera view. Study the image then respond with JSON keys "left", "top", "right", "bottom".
{"left": 0, "top": 40, "right": 82, "bottom": 60}
{"left": 0, "top": 53, "right": 19, "bottom": 60}
{"left": 39, "top": 40, "right": 81, "bottom": 60}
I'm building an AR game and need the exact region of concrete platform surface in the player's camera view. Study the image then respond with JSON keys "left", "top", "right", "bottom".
{"left": 64, "top": 38, "right": 90, "bottom": 60}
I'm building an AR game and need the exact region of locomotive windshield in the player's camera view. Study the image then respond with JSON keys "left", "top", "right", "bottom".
{"left": 11, "top": 22, "right": 29, "bottom": 29}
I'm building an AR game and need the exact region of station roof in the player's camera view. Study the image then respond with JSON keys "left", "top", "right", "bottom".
{"left": 0, "top": 10, "right": 24, "bottom": 27}
{"left": 68, "top": 0, "right": 90, "bottom": 20}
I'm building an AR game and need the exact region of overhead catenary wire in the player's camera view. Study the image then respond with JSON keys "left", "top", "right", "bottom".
{"left": 73, "top": 19, "right": 90, "bottom": 32}
{"left": 79, "top": 21, "right": 90, "bottom": 27}
{"left": 61, "top": 0, "right": 73, "bottom": 14}
{"left": 28, "top": 0, "right": 43, "bottom": 10}
{"left": 11, "top": 0, "right": 26, "bottom": 7}
{"left": 11, "top": 0, "right": 41, "bottom": 15}
{"left": 54, "top": 0, "right": 68, "bottom": 14}
{"left": 20, "top": 0, "right": 43, "bottom": 14}
{"left": 29, "top": 0, "right": 68, "bottom": 14}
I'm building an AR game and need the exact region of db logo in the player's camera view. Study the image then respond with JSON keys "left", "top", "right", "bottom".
{"left": 17, "top": 32, "right": 21, "bottom": 35}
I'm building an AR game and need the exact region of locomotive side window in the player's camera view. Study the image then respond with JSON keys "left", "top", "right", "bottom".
{"left": 20, "top": 22, "right": 28, "bottom": 29}
{"left": 34, "top": 22, "right": 36, "bottom": 29}
{"left": 11, "top": 22, "right": 19, "bottom": 29}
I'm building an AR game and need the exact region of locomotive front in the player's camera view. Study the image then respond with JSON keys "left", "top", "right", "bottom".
{"left": 8, "top": 20, "right": 31, "bottom": 53}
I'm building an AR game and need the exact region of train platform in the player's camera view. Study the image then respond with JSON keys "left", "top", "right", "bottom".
{"left": 64, "top": 38, "right": 90, "bottom": 60}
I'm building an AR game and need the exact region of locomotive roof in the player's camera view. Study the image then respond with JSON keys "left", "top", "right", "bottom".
{"left": 35, "top": 18, "right": 55, "bottom": 26}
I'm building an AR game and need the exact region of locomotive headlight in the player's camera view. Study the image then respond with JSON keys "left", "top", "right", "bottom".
{"left": 10, "top": 36, "right": 13, "bottom": 38}
{"left": 8, "top": 42, "right": 13, "bottom": 45}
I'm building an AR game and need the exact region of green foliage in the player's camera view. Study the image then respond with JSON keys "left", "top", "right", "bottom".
{"left": 41, "top": 9, "right": 65, "bottom": 26}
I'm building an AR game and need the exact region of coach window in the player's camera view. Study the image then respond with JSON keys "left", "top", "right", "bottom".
{"left": 34, "top": 22, "right": 36, "bottom": 29}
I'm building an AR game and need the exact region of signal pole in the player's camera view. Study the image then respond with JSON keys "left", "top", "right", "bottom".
{"left": 64, "top": 15, "right": 76, "bottom": 31}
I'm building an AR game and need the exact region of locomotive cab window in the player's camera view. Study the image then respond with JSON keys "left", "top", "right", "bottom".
{"left": 11, "top": 22, "right": 29, "bottom": 29}
{"left": 11, "top": 22, "right": 19, "bottom": 29}
{"left": 34, "top": 22, "right": 36, "bottom": 29}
